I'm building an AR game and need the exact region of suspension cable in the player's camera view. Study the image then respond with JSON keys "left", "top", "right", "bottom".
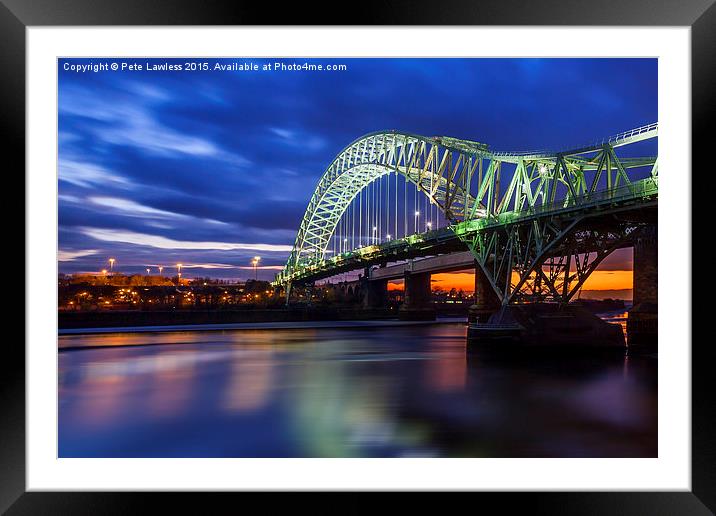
{"left": 403, "top": 172, "right": 407, "bottom": 237}
{"left": 378, "top": 174, "right": 382, "bottom": 243}
{"left": 394, "top": 169, "right": 398, "bottom": 240}
{"left": 359, "top": 187, "right": 362, "bottom": 248}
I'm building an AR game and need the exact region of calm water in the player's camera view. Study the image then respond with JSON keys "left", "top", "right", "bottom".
{"left": 58, "top": 322, "right": 657, "bottom": 457}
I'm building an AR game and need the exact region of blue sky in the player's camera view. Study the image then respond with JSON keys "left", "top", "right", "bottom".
{"left": 58, "top": 58, "right": 657, "bottom": 280}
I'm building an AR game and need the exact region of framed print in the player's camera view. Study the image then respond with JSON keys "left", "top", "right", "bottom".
{"left": 5, "top": 0, "right": 714, "bottom": 512}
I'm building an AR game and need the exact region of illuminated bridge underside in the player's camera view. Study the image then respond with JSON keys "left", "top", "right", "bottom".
{"left": 278, "top": 124, "right": 658, "bottom": 305}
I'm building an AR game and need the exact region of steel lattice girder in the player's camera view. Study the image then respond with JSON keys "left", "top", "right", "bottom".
{"left": 461, "top": 211, "right": 652, "bottom": 305}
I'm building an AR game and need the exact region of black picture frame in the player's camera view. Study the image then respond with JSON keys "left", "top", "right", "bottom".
{"left": 4, "top": 0, "right": 712, "bottom": 512}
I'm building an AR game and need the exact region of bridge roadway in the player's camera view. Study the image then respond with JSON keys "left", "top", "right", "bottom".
{"left": 368, "top": 251, "right": 476, "bottom": 281}
{"left": 283, "top": 225, "right": 468, "bottom": 285}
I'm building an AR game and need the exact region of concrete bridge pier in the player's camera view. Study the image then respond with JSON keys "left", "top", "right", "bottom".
{"left": 284, "top": 282, "right": 292, "bottom": 307}
{"left": 399, "top": 270, "right": 436, "bottom": 321}
{"left": 304, "top": 282, "right": 315, "bottom": 307}
{"left": 362, "top": 278, "right": 388, "bottom": 309}
{"left": 627, "top": 225, "right": 658, "bottom": 353}
{"left": 468, "top": 264, "right": 501, "bottom": 323}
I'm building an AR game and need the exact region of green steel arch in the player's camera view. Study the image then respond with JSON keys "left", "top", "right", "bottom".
{"left": 286, "top": 131, "right": 489, "bottom": 272}
{"left": 283, "top": 124, "right": 658, "bottom": 285}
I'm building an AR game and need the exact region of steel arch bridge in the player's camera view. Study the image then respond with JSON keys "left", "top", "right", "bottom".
{"left": 276, "top": 123, "right": 658, "bottom": 305}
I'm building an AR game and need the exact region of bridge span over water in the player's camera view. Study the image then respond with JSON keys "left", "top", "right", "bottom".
{"left": 274, "top": 123, "right": 658, "bottom": 341}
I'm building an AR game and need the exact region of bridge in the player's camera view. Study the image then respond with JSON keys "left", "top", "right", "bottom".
{"left": 274, "top": 123, "right": 658, "bottom": 347}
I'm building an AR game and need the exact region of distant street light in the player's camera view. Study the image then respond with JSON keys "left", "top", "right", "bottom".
{"left": 372, "top": 226, "right": 377, "bottom": 244}
{"left": 108, "top": 258, "right": 115, "bottom": 273}
{"left": 146, "top": 268, "right": 150, "bottom": 275}
{"left": 252, "top": 256, "right": 261, "bottom": 280}
{"left": 386, "top": 233, "right": 392, "bottom": 242}
{"left": 158, "top": 266, "right": 163, "bottom": 275}
{"left": 414, "top": 211, "right": 420, "bottom": 233}
{"left": 176, "top": 263, "right": 182, "bottom": 283}
{"left": 343, "top": 238, "right": 348, "bottom": 253}
{"left": 426, "top": 221, "right": 432, "bottom": 231}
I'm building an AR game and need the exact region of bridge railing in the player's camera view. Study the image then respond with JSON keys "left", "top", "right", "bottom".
{"left": 490, "top": 122, "right": 658, "bottom": 158}
{"left": 600, "top": 122, "right": 658, "bottom": 146}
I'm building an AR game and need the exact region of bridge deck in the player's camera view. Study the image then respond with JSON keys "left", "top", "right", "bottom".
{"left": 369, "top": 251, "right": 476, "bottom": 281}
{"left": 276, "top": 178, "right": 657, "bottom": 287}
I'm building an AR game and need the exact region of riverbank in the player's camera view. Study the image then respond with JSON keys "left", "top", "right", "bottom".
{"left": 58, "top": 307, "right": 402, "bottom": 330}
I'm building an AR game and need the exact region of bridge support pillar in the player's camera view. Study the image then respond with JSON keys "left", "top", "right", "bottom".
{"left": 468, "top": 264, "right": 501, "bottom": 323}
{"left": 628, "top": 225, "right": 658, "bottom": 353}
{"left": 362, "top": 279, "right": 388, "bottom": 309}
{"left": 399, "top": 271, "right": 435, "bottom": 321}
{"left": 304, "top": 283, "right": 314, "bottom": 307}
{"left": 283, "top": 283, "right": 291, "bottom": 307}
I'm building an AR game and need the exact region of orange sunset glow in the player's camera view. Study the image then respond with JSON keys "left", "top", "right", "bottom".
{"left": 429, "top": 270, "right": 632, "bottom": 291}
{"left": 388, "top": 270, "right": 632, "bottom": 292}
{"left": 387, "top": 248, "right": 635, "bottom": 297}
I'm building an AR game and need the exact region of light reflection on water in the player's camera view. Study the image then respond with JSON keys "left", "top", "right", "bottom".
{"left": 597, "top": 310, "right": 630, "bottom": 334}
{"left": 58, "top": 324, "right": 656, "bottom": 457}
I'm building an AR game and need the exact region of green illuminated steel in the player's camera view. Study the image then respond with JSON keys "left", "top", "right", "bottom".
{"left": 277, "top": 123, "right": 658, "bottom": 305}
{"left": 286, "top": 131, "right": 490, "bottom": 272}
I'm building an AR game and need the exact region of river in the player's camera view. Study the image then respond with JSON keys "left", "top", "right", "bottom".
{"left": 58, "top": 320, "right": 656, "bottom": 457}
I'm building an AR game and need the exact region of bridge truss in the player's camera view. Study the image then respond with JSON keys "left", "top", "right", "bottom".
{"left": 277, "top": 123, "right": 658, "bottom": 305}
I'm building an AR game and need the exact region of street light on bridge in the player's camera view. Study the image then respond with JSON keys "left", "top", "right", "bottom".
{"left": 158, "top": 266, "right": 163, "bottom": 275}
{"left": 372, "top": 226, "right": 377, "bottom": 244}
{"left": 426, "top": 221, "right": 432, "bottom": 231}
{"left": 414, "top": 211, "right": 420, "bottom": 233}
{"left": 108, "top": 258, "right": 115, "bottom": 274}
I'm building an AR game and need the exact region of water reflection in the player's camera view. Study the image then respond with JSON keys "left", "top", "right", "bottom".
{"left": 222, "top": 347, "right": 274, "bottom": 413}
{"left": 58, "top": 324, "right": 656, "bottom": 457}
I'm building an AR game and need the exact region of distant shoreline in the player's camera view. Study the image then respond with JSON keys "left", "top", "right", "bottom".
{"left": 57, "top": 303, "right": 472, "bottom": 330}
